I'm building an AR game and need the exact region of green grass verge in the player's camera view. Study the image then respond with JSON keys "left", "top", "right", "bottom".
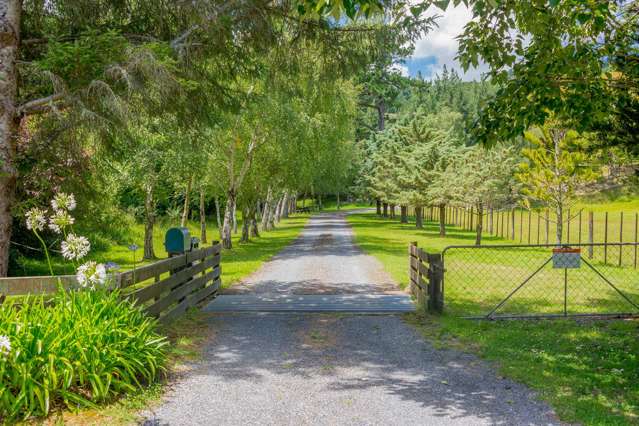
{"left": 14, "top": 215, "right": 309, "bottom": 289}
{"left": 347, "top": 211, "right": 639, "bottom": 425}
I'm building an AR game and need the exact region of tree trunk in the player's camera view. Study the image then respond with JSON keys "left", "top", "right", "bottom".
{"left": 439, "top": 204, "right": 446, "bottom": 237}
{"left": 390, "top": 204, "right": 396, "bottom": 219}
{"left": 143, "top": 183, "right": 156, "bottom": 260}
{"left": 383, "top": 202, "right": 388, "bottom": 218}
{"left": 232, "top": 199, "right": 238, "bottom": 234}
{"left": 275, "top": 195, "right": 284, "bottom": 223}
{"left": 556, "top": 204, "right": 563, "bottom": 245}
{"left": 281, "top": 190, "right": 289, "bottom": 218}
{"left": 376, "top": 199, "right": 381, "bottom": 215}
{"left": 250, "top": 205, "right": 260, "bottom": 238}
{"left": 376, "top": 98, "right": 386, "bottom": 131}
{"left": 181, "top": 175, "right": 192, "bottom": 227}
{"left": 221, "top": 189, "right": 236, "bottom": 249}
{"left": 199, "top": 189, "right": 207, "bottom": 244}
{"left": 240, "top": 206, "right": 250, "bottom": 243}
{"left": 475, "top": 203, "right": 484, "bottom": 246}
{"left": 268, "top": 197, "right": 277, "bottom": 230}
{"left": 318, "top": 194, "right": 323, "bottom": 210}
{"left": 400, "top": 205, "right": 408, "bottom": 223}
{"left": 256, "top": 199, "right": 262, "bottom": 221}
{"left": 0, "top": 0, "right": 20, "bottom": 276}
{"left": 415, "top": 206, "right": 423, "bottom": 229}
{"left": 336, "top": 192, "right": 340, "bottom": 210}
{"left": 261, "top": 187, "right": 272, "bottom": 231}
{"left": 214, "top": 196, "right": 222, "bottom": 239}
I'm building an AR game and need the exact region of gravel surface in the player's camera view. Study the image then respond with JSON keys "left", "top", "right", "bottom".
{"left": 224, "top": 212, "right": 400, "bottom": 295}
{"left": 142, "top": 212, "right": 560, "bottom": 426}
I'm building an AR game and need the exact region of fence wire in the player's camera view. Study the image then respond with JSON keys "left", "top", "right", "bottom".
{"left": 441, "top": 243, "right": 639, "bottom": 319}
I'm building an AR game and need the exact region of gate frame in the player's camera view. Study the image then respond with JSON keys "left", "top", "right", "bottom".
{"left": 441, "top": 242, "right": 639, "bottom": 320}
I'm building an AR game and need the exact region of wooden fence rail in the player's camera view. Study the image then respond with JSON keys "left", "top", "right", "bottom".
{"left": 0, "top": 244, "right": 222, "bottom": 324}
{"left": 409, "top": 242, "right": 443, "bottom": 313}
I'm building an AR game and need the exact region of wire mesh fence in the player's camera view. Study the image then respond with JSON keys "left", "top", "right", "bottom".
{"left": 441, "top": 243, "right": 639, "bottom": 319}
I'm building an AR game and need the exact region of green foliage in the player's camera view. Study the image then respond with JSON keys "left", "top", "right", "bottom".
{"left": 422, "top": 0, "right": 638, "bottom": 147}
{"left": 517, "top": 122, "right": 599, "bottom": 243}
{"left": 0, "top": 289, "right": 167, "bottom": 420}
{"left": 37, "top": 30, "right": 129, "bottom": 90}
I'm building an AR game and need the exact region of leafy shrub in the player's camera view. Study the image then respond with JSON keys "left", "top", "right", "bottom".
{"left": 0, "top": 289, "right": 167, "bottom": 420}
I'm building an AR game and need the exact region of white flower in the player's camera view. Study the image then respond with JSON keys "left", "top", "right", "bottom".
{"left": 0, "top": 335, "right": 11, "bottom": 358}
{"left": 26, "top": 208, "right": 47, "bottom": 232}
{"left": 51, "top": 192, "right": 76, "bottom": 212}
{"left": 48, "top": 210, "right": 75, "bottom": 234}
{"left": 76, "top": 261, "right": 107, "bottom": 289}
{"left": 61, "top": 234, "right": 90, "bottom": 260}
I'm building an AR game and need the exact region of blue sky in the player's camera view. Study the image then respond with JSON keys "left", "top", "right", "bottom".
{"left": 393, "top": 4, "right": 488, "bottom": 81}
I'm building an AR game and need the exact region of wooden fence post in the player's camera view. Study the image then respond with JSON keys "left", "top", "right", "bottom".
{"left": 490, "top": 207, "right": 495, "bottom": 235}
{"left": 619, "top": 212, "right": 624, "bottom": 267}
{"left": 519, "top": 209, "right": 524, "bottom": 242}
{"left": 409, "top": 242, "right": 417, "bottom": 296}
{"left": 578, "top": 210, "right": 582, "bottom": 245}
{"left": 536, "top": 212, "right": 541, "bottom": 244}
{"left": 470, "top": 206, "right": 474, "bottom": 231}
{"left": 511, "top": 208, "right": 515, "bottom": 240}
{"left": 566, "top": 209, "right": 571, "bottom": 244}
{"left": 527, "top": 210, "right": 531, "bottom": 244}
{"left": 604, "top": 211, "right": 609, "bottom": 264}
{"left": 427, "top": 253, "right": 443, "bottom": 313}
{"left": 634, "top": 213, "right": 638, "bottom": 269}
{"left": 588, "top": 211, "right": 594, "bottom": 259}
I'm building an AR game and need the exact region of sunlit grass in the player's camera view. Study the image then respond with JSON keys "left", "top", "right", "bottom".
{"left": 13, "top": 215, "right": 309, "bottom": 290}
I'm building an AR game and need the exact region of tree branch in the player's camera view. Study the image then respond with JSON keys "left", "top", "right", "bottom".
{"left": 17, "top": 93, "right": 65, "bottom": 116}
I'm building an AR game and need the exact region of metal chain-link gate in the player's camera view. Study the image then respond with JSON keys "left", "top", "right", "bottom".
{"left": 441, "top": 243, "right": 639, "bottom": 319}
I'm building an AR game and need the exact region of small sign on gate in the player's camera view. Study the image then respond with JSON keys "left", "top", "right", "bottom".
{"left": 552, "top": 247, "right": 581, "bottom": 269}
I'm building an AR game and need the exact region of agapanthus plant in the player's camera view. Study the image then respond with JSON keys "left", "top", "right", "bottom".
{"left": 51, "top": 192, "right": 76, "bottom": 212}
{"left": 76, "top": 261, "right": 108, "bottom": 289}
{"left": 48, "top": 210, "right": 75, "bottom": 234}
{"left": 61, "top": 234, "right": 91, "bottom": 261}
{"left": 0, "top": 335, "right": 10, "bottom": 358}
{"left": 24, "top": 193, "right": 116, "bottom": 293}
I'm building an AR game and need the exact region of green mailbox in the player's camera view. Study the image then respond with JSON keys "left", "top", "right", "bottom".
{"left": 164, "top": 227, "right": 192, "bottom": 256}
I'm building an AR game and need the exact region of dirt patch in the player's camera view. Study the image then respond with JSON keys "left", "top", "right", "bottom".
{"left": 298, "top": 316, "right": 340, "bottom": 349}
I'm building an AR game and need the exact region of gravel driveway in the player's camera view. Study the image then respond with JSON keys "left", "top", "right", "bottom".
{"left": 142, "top": 212, "right": 560, "bottom": 426}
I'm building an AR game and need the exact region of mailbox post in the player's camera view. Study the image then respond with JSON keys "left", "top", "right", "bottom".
{"left": 164, "top": 228, "right": 200, "bottom": 303}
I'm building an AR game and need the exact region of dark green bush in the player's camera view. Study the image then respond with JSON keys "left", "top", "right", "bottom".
{"left": 0, "top": 289, "right": 167, "bottom": 420}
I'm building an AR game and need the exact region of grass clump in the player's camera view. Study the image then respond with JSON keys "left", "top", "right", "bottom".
{"left": 0, "top": 289, "right": 166, "bottom": 421}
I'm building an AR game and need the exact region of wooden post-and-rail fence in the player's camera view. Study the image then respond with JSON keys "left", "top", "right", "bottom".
{"left": 0, "top": 244, "right": 222, "bottom": 324}
{"left": 409, "top": 242, "right": 443, "bottom": 313}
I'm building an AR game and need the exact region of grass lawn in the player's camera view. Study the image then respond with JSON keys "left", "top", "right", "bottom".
{"left": 347, "top": 211, "right": 639, "bottom": 425}
{"left": 13, "top": 215, "right": 309, "bottom": 290}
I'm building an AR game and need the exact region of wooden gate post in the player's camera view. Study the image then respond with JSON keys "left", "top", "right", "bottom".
{"left": 427, "top": 253, "right": 443, "bottom": 313}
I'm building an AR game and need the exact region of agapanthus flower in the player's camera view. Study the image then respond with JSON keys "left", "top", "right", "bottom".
{"left": 25, "top": 208, "right": 47, "bottom": 232}
{"left": 105, "top": 261, "right": 120, "bottom": 272}
{"left": 51, "top": 192, "right": 76, "bottom": 212}
{"left": 76, "top": 261, "right": 107, "bottom": 289}
{"left": 48, "top": 210, "right": 75, "bottom": 234}
{"left": 0, "top": 335, "right": 11, "bottom": 358}
{"left": 61, "top": 234, "right": 91, "bottom": 260}
{"left": 128, "top": 244, "right": 139, "bottom": 251}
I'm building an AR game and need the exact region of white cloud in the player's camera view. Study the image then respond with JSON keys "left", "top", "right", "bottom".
{"left": 390, "top": 63, "right": 410, "bottom": 77}
{"left": 411, "top": 4, "right": 488, "bottom": 81}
